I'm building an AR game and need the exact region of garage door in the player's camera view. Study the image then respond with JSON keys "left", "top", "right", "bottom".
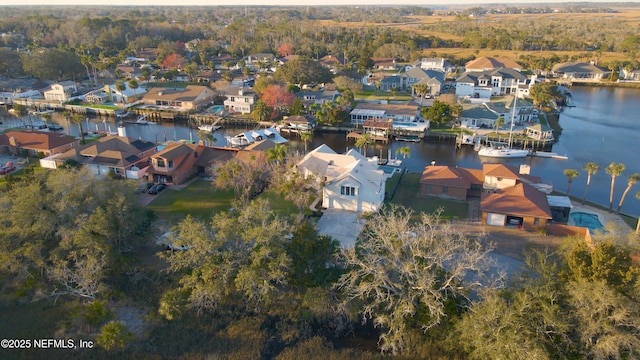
{"left": 486, "top": 213, "right": 506, "bottom": 226}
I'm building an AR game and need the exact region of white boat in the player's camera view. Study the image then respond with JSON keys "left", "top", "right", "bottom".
{"left": 478, "top": 96, "right": 529, "bottom": 158}
{"left": 135, "top": 115, "right": 156, "bottom": 125}
{"left": 477, "top": 141, "right": 530, "bottom": 158}
{"left": 198, "top": 124, "right": 221, "bottom": 132}
{"left": 226, "top": 127, "right": 288, "bottom": 147}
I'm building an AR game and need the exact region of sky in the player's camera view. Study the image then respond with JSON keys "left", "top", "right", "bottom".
{"left": 0, "top": 0, "right": 636, "bottom": 6}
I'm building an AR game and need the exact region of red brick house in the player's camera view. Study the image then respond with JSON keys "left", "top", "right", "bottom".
{"left": 481, "top": 182, "right": 552, "bottom": 229}
{"left": 0, "top": 130, "right": 79, "bottom": 157}
{"left": 419, "top": 165, "right": 483, "bottom": 200}
{"left": 147, "top": 142, "right": 205, "bottom": 185}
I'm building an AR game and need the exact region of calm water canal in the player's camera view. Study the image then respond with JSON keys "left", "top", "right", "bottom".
{"left": 3, "top": 86, "right": 639, "bottom": 217}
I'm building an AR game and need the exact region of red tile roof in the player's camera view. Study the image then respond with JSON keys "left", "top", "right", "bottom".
{"left": 481, "top": 182, "right": 552, "bottom": 219}
{"left": 420, "top": 165, "right": 482, "bottom": 188}
{"left": 482, "top": 163, "right": 521, "bottom": 179}
{"left": 0, "top": 130, "right": 78, "bottom": 151}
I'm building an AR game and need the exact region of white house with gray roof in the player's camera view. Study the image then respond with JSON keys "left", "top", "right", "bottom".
{"left": 455, "top": 67, "right": 528, "bottom": 99}
{"left": 296, "top": 144, "right": 386, "bottom": 213}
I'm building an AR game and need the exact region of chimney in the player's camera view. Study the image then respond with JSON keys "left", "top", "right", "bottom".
{"left": 117, "top": 125, "right": 127, "bottom": 138}
{"left": 238, "top": 89, "right": 244, "bottom": 96}
{"left": 519, "top": 164, "right": 530, "bottom": 175}
{"left": 8, "top": 136, "right": 17, "bottom": 147}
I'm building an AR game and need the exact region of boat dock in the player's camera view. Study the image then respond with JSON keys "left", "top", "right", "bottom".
{"left": 346, "top": 131, "right": 389, "bottom": 144}
{"left": 530, "top": 151, "right": 568, "bottom": 160}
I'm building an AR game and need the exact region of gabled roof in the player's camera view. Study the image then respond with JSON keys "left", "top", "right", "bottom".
{"left": 79, "top": 136, "right": 156, "bottom": 156}
{"left": 144, "top": 86, "right": 212, "bottom": 102}
{"left": 551, "top": 62, "right": 608, "bottom": 74}
{"left": 154, "top": 142, "right": 199, "bottom": 161}
{"left": 483, "top": 163, "right": 521, "bottom": 180}
{"left": 420, "top": 165, "right": 483, "bottom": 188}
{"left": 194, "top": 146, "right": 238, "bottom": 167}
{"left": 56, "top": 135, "right": 156, "bottom": 168}
{"left": 465, "top": 56, "right": 522, "bottom": 71}
{"left": 351, "top": 102, "right": 419, "bottom": 117}
{"left": 456, "top": 67, "right": 527, "bottom": 84}
{"left": 0, "top": 130, "right": 78, "bottom": 151}
{"left": 481, "top": 182, "right": 552, "bottom": 219}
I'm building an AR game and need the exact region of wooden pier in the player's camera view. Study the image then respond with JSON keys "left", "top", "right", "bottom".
{"left": 346, "top": 131, "right": 389, "bottom": 144}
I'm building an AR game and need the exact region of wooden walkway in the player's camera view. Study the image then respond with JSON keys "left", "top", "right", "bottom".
{"left": 346, "top": 131, "right": 389, "bottom": 143}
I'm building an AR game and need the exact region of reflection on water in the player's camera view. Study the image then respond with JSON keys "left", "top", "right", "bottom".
{"left": 1, "top": 86, "right": 638, "bottom": 217}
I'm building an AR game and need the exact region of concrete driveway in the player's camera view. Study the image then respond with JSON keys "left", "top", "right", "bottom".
{"left": 316, "top": 209, "right": 365, "bottom": 248}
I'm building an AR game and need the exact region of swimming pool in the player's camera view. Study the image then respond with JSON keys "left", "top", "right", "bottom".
{"left": 570, "top": 212, "right": 604, "bottom": 233}
{"left": 209, "top": 105, "right": 225, "bottom": 114}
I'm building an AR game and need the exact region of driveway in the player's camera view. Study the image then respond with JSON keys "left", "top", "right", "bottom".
{"left": 316, "top": 209, "right": 365, "bottom": 248}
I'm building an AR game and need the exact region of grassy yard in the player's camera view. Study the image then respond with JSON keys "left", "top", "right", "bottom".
{"left": 386, "top": 172, "right": 468, "bottom": 220}
{"left": 146, "top": 179, "right": 235, "bottom": 221}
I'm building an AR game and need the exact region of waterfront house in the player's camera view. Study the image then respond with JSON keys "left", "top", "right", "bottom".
{"left": 147, "top": 142, "right": 205, "bottom": 185}
{"left": 455, "top": 67, "right": 528, "bottom": 99}
{"left": 223, "top": 87, "right": 257, "bottom": 114}
{"left": 420, "top": 163, "right": 553, "bottom": 229}
{"left": 141, "top": 85, "right": 216, "bottom": 112}
{"left": 350, "top": 102, "right": 421, "bottom": 125}
{"left": 296, "top": 144, "right": 386, "bottom": 213}
{"left": 43, "top": 81, "right": 77, "bottom": 103}
{"left": 295, "top": 89, "right": 339, "bottom": 108}
{"left": 106, "top": 82, "right": 148, "bottom": 105}
{"left": 481, "top": 182, "right": 552, "bottom": 229}
{"left": 45, "top": 135, "right": 157, "bottom": 179}
{"left": 0, "top": 130, "right": 79, "bottom": 157}
{"left": 551, "top": 62, "right": 609, "bottom": 82}
{"left": 526, "top": 123, "right": 554, "bottom": 141}
{"left": 407, "top": 69, "right": 445, "bottom": 97}
{"left": 419, "top": 165, "right": 484, "bottom": 200}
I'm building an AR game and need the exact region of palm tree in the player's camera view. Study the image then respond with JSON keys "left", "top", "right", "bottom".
{"left": 395, "top": 146, "right": 411, "bottom": 160}
{"left": 250, "top": 101, "right": 271, "bottom": 122}
{"left": 494, "top": 116, "right": 505, "bottom": 133}
{"left": 413, "top": 84, "right": 428, "bottom": 106}
{"left": 563, "top": 169, "right": 580, "bottom": 195}
{"left": 128, "top": 79, "right": 139, "bottom": 101}
{"left": 266, "top": 143, "right": 287, "bottom": 165}
{"left": 299, "top": 131, "right": 313, "bottom": 154}
{"left": 616, "top": 173, "right": 639, "bottom": 214}
{"left": 605, "top": 162, "right": 625, "bottom": 212}
{"left": 582, "top": 162, "right": 599, "bottom": 203}
{"left": 197, "top": 129, "right": 215, "bottom": 146}
{"left": 355, "top": 133, "right": 373, "bottom": 157}
{"left": 115, "top": 80, "right": 126, "bottom": 110}
{"left": 71, "top": 113, "right": 86, "bottom": 145}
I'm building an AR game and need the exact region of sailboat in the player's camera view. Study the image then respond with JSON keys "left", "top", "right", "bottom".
{"left": 477, "top": 95, "right": 530, "bottom": 158}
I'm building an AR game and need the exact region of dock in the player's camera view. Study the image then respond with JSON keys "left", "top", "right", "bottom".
{"left": 530, "top": 151, "right": 568, "bottom": 160}
{"left": 346, "top": 131, "right": 389, "bottom": 144}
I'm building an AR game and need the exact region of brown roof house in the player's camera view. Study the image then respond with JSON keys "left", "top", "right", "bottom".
{"left": 481, "top": 182, "right": 552, "bottom": 230}
{"left": 420, "top": 165, "right": 483, "bottom": 200}
{"left": 47, "top": 135, "right": 157, "bottom": 179}
{"left": 141, "top": 86, "right": 217, "bottom": 112}
{"left": 465, "top": 56, "right": 523, "bottom": 72}
{"left": 147, "top": 142, "right": 205, "bottom": 185}
{"left": 0, "top": 130, "right": 79, "bottom": 157}
{"left": 420, "top": 163, "right": 553, "bottom": 229}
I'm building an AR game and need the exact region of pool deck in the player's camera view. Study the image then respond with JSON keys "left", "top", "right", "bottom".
{"left": 569, "top": 204, "right": 633, "bottom": 236}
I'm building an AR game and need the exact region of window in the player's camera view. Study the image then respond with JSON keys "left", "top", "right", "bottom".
{"left": 168, "top": 160, "right": 174, "bottom": 168}
{"left": 341, "top": 186, "right": 357, "bottom": 196}
{"left": 442, "top": 186, "right": 448, "bottom": 194}
{"left": 156, "top": 158, "right": 165, "bottom": 167}
{"left": 425, "top": 184, "right": 431, "bottom": 192}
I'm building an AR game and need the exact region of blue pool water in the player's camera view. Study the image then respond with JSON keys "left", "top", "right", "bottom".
{"left": 570, "top": 212, "right": 604, "bottom": 233}
{"left": 209, "top": 105, "right": 225, "bottom": 114}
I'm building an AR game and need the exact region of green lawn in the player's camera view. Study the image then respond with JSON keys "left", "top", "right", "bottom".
{"left": 386, "top": 172, "right": 468, "bottom": 220}
{"left": 146, "top": 179, "right": 235, "bottom": 221}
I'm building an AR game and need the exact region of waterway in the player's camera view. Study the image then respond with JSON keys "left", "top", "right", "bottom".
{"left": 2, "top": 85, "right": 639, "bottom": 217}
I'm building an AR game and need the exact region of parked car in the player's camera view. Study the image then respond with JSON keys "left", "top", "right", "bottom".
{"left": 156, "top": 231, "right": 190, "bottom": 251}
{"left": 0, "top": 162, "right": 16, "bottom": 175}
{"left": 148, "top": 183, "right": 167, "bottom": 195}
{"left": 137, "top": 182, "right": 154, "bottom": 193}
